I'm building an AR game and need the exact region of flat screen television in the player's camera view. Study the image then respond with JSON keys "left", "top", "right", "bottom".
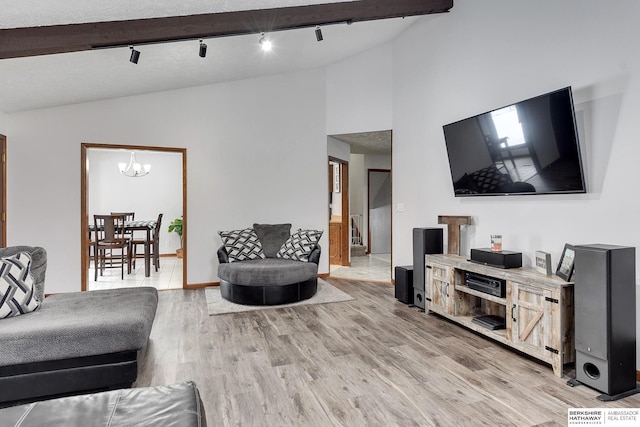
{"left": 442, "top": 87, "right": 586, "bottom": 197}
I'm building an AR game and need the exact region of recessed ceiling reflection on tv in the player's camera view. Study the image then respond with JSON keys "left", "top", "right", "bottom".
{"left": 442, "top": 87, "right": 586, "bottom": 197}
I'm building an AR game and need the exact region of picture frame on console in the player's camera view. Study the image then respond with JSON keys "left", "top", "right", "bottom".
{"left": 556, "top": 244, "right": 576, "bottom": 281}
{"left": 535, "top": 251, "right": 552, "bottom": 275}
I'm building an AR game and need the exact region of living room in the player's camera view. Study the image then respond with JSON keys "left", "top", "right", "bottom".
{"left": 1, "top": 0, "right": 640, "bottom": 424}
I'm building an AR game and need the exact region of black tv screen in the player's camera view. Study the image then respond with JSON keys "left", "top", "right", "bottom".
{"left": 442, "top": 87, "right": 586, "bottom": 197}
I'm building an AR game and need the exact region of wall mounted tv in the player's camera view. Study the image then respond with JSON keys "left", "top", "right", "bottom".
{"left": 442, "top": 87, "right": 586, "bottom": 197}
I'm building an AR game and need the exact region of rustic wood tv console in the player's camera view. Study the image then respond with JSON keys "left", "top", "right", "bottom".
{"left": 425, "top": 254, "right": 574, "bottom": 377}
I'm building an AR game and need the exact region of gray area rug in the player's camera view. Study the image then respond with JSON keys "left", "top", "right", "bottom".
{"left": 205, "top": 279, "right": 354, "bottom": 316}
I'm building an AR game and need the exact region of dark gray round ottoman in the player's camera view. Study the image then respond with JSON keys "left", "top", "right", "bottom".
{"left": 218, "top": 258, "right": 318, "bottom": 305}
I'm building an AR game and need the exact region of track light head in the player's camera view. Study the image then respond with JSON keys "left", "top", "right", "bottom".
{"left": 259, "top": 32, "right": 272, "bottom": 52}
{"left": 315, "top": 26, "right": 323, "bottom": 42}
{"left": 199, "top": 39, "right": 207, "bottom": 58}
{"left": 129, "top": 46, "right": 140, "bottom": 64}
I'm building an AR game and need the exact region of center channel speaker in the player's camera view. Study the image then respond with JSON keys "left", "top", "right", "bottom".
{"left": 569, "top": 244, "right": 638, "bottom": 400}
{"left": 412, "top": 228, "right": 443, "bottom": 309}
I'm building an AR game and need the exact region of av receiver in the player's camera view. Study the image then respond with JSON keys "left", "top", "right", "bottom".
{"left": 465, "top": 271, "right": 506, "bottom": 298}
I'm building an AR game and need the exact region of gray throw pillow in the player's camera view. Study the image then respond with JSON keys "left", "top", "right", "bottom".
{"left": 253, "top": 223, "right": 292, "bottom": 258}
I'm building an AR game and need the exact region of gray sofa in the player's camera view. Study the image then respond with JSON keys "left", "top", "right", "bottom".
{"left": 0, "top": 246, "right": 157, "bottom": 405}
{"left": 217, "top": 224, "right": 321, "bottom": 305}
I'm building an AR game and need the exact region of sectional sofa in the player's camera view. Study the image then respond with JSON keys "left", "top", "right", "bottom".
{"left": 0, "top": 246, "right": 157, "bottom": 405}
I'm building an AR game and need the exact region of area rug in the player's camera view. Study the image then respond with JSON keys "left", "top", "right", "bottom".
{"left": 205, "top": 279, "right": 353, "bottom": 316}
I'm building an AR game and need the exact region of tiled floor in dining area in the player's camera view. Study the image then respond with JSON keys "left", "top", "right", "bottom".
{"left": 329, "top": 253, "right": 391, "bottom": 282}
{"left": 88, "top": 256, "right": 183, "bottom": 291}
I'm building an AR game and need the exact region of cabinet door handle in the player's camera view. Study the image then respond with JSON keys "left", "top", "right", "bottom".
{"left": 446, "top": 283, "right": 450, "bottom": 298}
{"left": 512, "top": 304, "right": 517, "bottom": 322}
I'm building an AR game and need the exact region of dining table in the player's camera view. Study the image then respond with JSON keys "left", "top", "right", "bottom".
{"left": 125, "top": 220, "right": 156, "bottom": 277}
{"left": 90, "top": 219, "right": 157, "bottom": 277}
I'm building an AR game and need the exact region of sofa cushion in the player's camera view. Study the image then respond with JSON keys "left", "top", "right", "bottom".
{"left": 0, "top": 287, "right": 157, "bottom": 367}
{"left": 218, "top": 258, "right": 318, "bottom": 286}
{"left": 0, "top": 252, "right": 40, "bottom": 319}
{"left": 277, "top": 229, "right": 323, "bottom": 262}
{"left": 253, "top": 223, "right": 291, "bottom": 258}
{"left": 219, "top": 228, "right": 265, "bottom": 262}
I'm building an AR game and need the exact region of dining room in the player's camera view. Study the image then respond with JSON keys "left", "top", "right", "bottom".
{"left": 83, "top": 144, "right": 185, "bottom": 291}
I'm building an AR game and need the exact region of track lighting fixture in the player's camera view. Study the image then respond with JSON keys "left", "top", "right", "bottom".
{"left": 259, "top": 32, "right": 272, "bottom": 52}
{"left": 199, "top": 39, "right": 207, "bottom": 58}
{"left": 315, "top": 26, "right": 323, "bottom": 42}
{"left": 129, "top": 46, "right": 140, "bottom": 64}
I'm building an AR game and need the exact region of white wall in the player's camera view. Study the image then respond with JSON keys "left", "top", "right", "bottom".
{"left": 6, "top": 68, "right": 328, "bottom": 292}
{"left": 0, "top": 111, "right": 6, "bottom": 133}
{"left": 327, "top": 136, "right": 350, "bottom": 162}
{"left": 326, "top": 43, "right": 393, "bottom": 134}
{"left": 392, "top": 0, "right": 640, "bottom": 273}
{"left": 87, "top": 149, "right": 183, "bottom": 254}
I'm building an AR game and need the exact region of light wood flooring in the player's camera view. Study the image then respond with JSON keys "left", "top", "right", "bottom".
{"left": 137, "top": 278, "right": 640, "bottom": 426}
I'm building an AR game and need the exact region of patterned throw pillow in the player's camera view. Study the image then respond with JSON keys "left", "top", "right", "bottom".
{"left": 277, "top": 229, "right": 323, "bottom": 262}
{"left": 0, "top": 252, "right": 41, "bottom": 319}
{"left": 218, "top": 228, "right": 266, "bottom": 263}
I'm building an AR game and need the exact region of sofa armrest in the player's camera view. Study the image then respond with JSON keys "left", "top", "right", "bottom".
{"left": 308, "top": 245, "right": 321, "bottom": 265}
{"left": 217, "top": 246, "right": 229, "bottom": 264}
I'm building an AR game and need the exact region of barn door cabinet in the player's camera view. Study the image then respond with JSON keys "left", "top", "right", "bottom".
{"left": 425, "top": 254, "right": 574, "bottom": 377}
{"left": 426, "top": 261, "right": 453, "bottom": 314}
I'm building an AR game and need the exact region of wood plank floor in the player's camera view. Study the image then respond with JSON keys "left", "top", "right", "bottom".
{"left": 136, "top": 278, "right": 640, "bottom": 426}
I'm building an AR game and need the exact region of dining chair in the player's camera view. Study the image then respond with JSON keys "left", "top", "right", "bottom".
{"left": 130, "top": 213, "right": 163, "bottom": 273}
{"left": 93, "top": 214, "right": 130, "bottom": 280}
{"left": 111, "top": 212, "right": 135, "bottom": 238}
{"left": 110, "top": 212, "right": 135, "bottom": 221}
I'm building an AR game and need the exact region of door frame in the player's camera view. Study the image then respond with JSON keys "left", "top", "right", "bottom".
{"left": 0, "top": 134, "right": 5, "bottom": 247}
{"left": 328, "top": 156, "right": 350, "bottom": 267}
{"left": 80, "top": 142, "right": 187, "bottom": 291}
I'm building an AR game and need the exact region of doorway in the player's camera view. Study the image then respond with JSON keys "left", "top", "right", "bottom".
{"left": 80, "top": 143, "right": 187, "bottom": 292}
{"left": 328, "top": 158, "right": 350, "bottom": 267}
{"left": 327, "top": 130, "right": 392, "bottom": 282}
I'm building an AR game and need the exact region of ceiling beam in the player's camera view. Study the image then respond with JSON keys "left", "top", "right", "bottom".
{"left": 0, "top": 0, "right": 453, "bottom": 60}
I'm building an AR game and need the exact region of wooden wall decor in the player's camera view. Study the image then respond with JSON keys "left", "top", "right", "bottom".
{"left": 437, "top": 215, "right": 472, "bottom": 255}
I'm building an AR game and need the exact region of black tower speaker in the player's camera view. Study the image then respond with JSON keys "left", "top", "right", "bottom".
{"left": 395, "top": 265, "right": 413, "bottom": 304}
{"left": 570, "top": 244, "right": 638, "bottom": 400}
{"left": 412, "top": 228, "right": 444, "bottom": 309}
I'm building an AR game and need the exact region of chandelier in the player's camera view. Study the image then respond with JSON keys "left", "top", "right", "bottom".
{"left": 118, "top": 151, "right": 151, "bottom": 177}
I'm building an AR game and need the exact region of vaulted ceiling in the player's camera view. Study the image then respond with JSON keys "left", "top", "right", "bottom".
{"left": 0, "top": 0, "right": 452, "bottom": 112}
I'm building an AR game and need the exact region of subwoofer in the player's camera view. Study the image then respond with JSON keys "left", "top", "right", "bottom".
{"left": 412, "top": 228, "right": 443, "bottom": 309}
{"left": 394, "top": 265, "right": 413, "bottom": 305}
{"left": 569, "top": 244, "right": 638, "bottom": 400}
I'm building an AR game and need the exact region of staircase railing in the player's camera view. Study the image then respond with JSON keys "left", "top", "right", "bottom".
{"left": 350, "top": 214, "right": 363, "bottom": 246}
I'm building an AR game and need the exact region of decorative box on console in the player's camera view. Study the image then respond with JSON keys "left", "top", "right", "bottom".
{"left": 470, "top": 248, "right": 522, "bottom": 269}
